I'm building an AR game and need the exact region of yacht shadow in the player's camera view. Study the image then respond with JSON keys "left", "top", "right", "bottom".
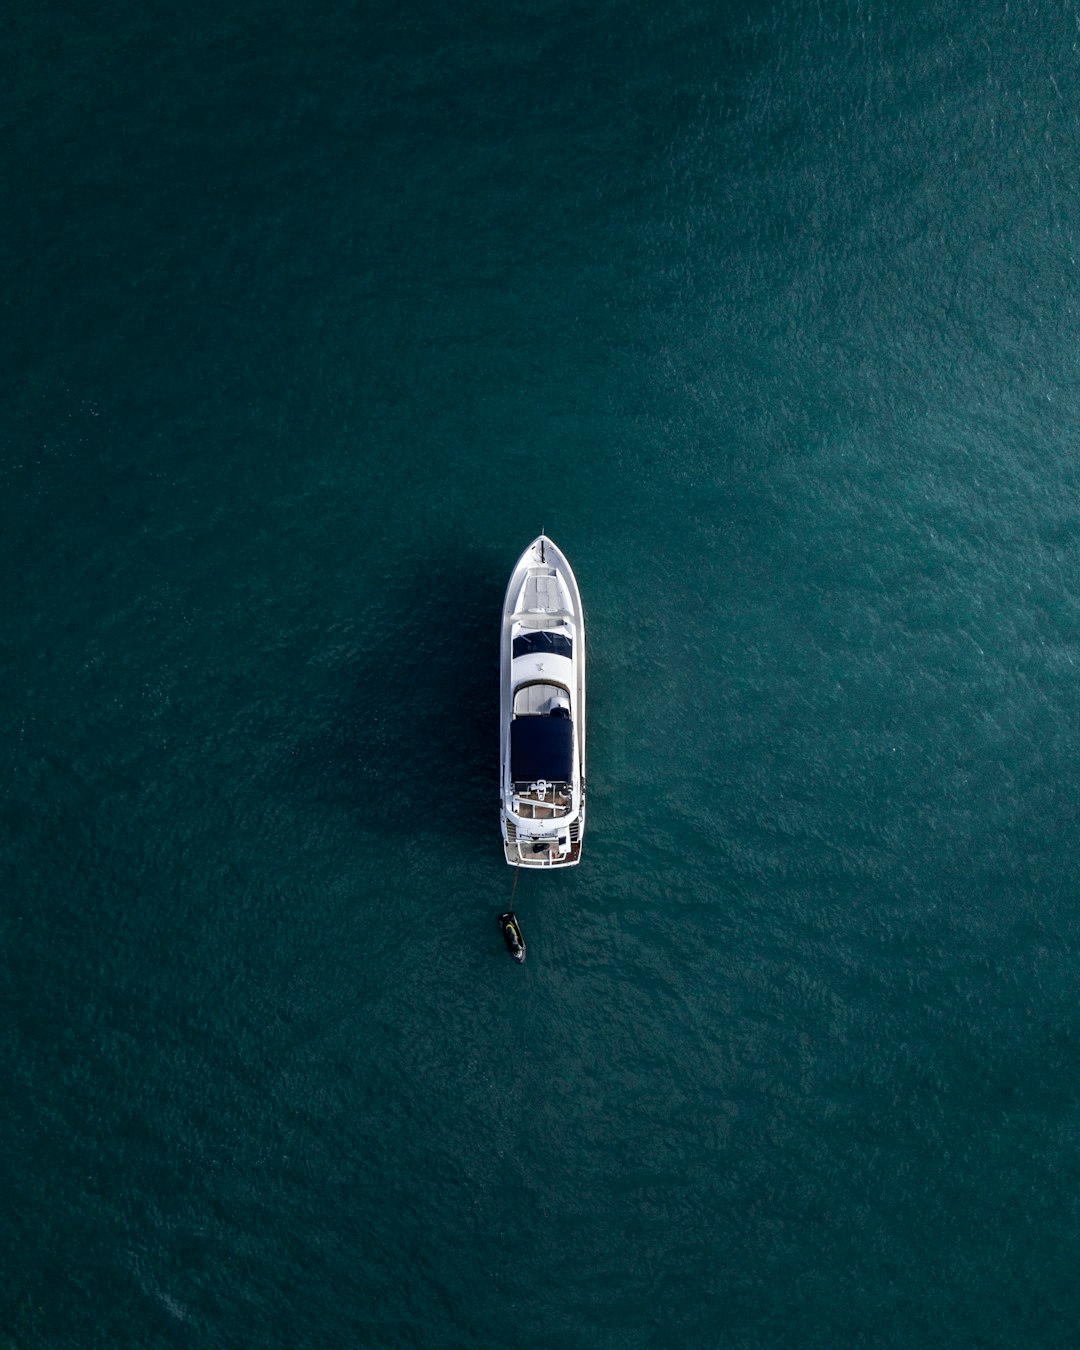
{"left": 290, "top": 545, "right": 503, "bottom": 850}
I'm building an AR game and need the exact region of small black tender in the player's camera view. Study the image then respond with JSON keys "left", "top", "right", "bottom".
{"left": 498, "top": 911, "right": 526, "bottom": 963}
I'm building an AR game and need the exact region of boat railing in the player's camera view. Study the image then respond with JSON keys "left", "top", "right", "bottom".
{"left": 509, "top": 780, "right": 572, "bottom": 819}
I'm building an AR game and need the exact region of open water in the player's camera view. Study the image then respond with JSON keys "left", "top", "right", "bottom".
{"left": 3, "top": 2, "right": 1080, "bottom": 1346}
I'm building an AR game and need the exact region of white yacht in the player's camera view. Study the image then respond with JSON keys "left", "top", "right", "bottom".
{"left": 500, "top": 535, "right": 585, "bottom": 867}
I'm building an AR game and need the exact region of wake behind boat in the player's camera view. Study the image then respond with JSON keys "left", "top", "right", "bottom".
{"left": 500, "top": 535, "right": 586, "bottom": 867}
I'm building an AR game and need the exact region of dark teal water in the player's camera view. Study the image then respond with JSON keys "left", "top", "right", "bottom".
{"left": 4, "top": 2, "right": 1080, "bottom": 1345}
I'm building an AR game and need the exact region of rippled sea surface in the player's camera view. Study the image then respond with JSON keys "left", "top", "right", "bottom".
{"left": 4, "top": 1, "right": 1079, "bottom": 1345}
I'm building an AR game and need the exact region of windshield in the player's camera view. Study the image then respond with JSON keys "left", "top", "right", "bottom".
{"left": 512, "top": 632, "right": 572, "bottom": 660}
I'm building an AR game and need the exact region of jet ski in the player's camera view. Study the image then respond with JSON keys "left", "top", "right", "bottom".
{"left": 498, "top": 910, "right": 526, "bottom": 964}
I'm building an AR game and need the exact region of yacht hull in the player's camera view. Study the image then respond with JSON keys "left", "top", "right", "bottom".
{"left": 499, "top": 536, "right": 585, "bottom": 868}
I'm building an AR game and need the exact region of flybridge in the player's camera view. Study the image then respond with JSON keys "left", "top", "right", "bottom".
{"left": 510, "top": 714, "right": 573, "bottom": 784}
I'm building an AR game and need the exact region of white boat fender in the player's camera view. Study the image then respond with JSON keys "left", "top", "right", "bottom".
{"left": 498, "top": 911, "right": 526, "bottom": 963}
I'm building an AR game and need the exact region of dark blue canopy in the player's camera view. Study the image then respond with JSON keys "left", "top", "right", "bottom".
{"left": 510, "top": 715, "right": 573, "bottom": 782}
